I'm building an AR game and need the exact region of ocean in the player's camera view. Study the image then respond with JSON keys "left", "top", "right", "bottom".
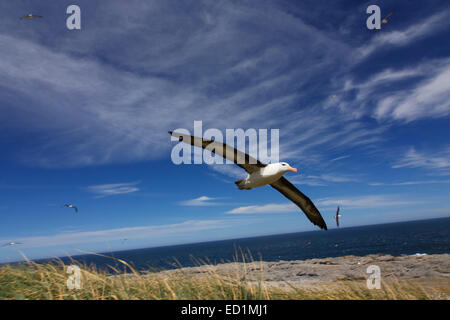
{"left": 38, "top": 217, "right": 450, "bottom": 271}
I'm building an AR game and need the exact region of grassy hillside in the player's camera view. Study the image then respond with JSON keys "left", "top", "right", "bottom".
{"left": 0, "top": 256, "right": 446, "bottom": 300}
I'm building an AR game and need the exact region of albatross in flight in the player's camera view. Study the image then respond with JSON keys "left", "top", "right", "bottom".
{"left": 374, "top": 11, "right": 394, "bottom": 32}
{"left": 335, "top": 206, "right": 342, "bottom": 227}
{"left": 381, "top": 11, "right": 394, "bottom": 25}
{"left": 64, "top": 204, "right": 78, "bottom": 213}
{"left": 2, "top": 242, "right": 23, "bottom": 247}
{"left": 169, "top": 131, "right": 327, "bottom": 230}
{"left": 20, "top": 14, "right": 43, "bottom": 20}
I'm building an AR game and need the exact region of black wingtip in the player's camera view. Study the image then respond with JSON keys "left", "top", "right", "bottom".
{"left": 168, "top": 131, "right": 173, "bottom": 135}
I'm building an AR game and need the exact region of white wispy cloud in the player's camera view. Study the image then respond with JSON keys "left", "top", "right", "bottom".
{"left": 369, "top": 179, "right": 450, "bottom": 186}
{"left": 290, "top": 173, "right": 359, "bottom": 186}
{"left": 311, "top": 174, "right": 358, "bottom": 183}
{"left": 393, "top": 147, "right": 450, "bottom": 170}
{"left": 374, "top": 60, "right": 450, "bottom": 121}
{"left": 86, "top": 181, "right": 140, "bottom": 198}
{"left": 338, "top": 57, "right": 450, "bottom": 122}
{"left": 226, "top": 194, "right": 422, "bottom": 215}
{"left": 179, "top": 196, "right": 224, "bottom": 206}
{"left": 0, "top": 219, "right": 234, "bottom": 249}
{"left": 358, "top": 11, "right": 450, "bottom": 59}
{"left": 226, "top": 203, "right": 297, "bottom": 214}
{"left": 317, "top": 195, "right": 421, "bottom": 208}
{"left": 330, "top": 155, "right": 350, "bottom": 162}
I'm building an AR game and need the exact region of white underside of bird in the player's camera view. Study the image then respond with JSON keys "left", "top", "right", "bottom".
{"left": 235, "top": 163, "right": 297, "bottom": 189}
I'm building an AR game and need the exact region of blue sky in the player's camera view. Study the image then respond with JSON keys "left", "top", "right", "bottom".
{"left": 1, "top": 0, "right": 450, "bottom": 263}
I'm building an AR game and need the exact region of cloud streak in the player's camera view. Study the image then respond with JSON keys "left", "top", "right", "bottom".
{"left": 374, "top": 60, "right": 450, "bottom": 122}
{"left": 226, "top": 194, "right": 422, "bottom": 214}
{"left": 369, "top": 179, "right": 450, "bottom": 186}
{"left": 290, "top": 173, "right": 359, "bottom": 186}
{"left": 393, "top": 147, "right": 450, "bottom": 170}
{"left": 317, "top": 195, "right": 421, "bottom": 208}
{"left": 86, "top": 181, "right": 141, "bottom": 198}
{"left": 179, "top": 196, "right": 225, "bottom": 206}
{"left": 358, "top": 11, "right": 450, "bottom": 59}
{"left": 0, "top": 219, "right": 234, "bottom": 249}
{"left": 227, "top": 203, "right": 297, "bottom": 214}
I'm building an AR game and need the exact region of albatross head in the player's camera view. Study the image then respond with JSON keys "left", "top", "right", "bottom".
{"left": 278, "top": 162, "right": 298, "bottom": 173}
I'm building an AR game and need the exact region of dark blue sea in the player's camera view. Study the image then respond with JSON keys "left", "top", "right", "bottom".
{"left": 38, "top": 217, "right": 450, "bottom": 271}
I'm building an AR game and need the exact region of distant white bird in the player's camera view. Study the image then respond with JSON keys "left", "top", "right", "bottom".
{"left": 20, "top": 14, "right": 43, "bottom": 20}
{"left": 2, "top": 242, "right": 23, "bottom": 247}
{"left": 169, "top": 131, "right": 328, "bottom": 230}
{"left": 64, "top": 204, "right": 78, "bottom": 213}
{"left": 335, "top": 206, "right": 342, "bottom": 227}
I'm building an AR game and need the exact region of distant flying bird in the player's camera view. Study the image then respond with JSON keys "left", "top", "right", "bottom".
{"left": 2, "top": 242, "right": 22, "bottom": 247}
{"left": 382, "top": 11, "right": 394, "bottom": 25}
{"left": 64, "top": 204, "right": 78, "bottom": 213}
{"left": 330, "top": 94, "right": 338, "bottom": 100}
{"left": 374, "top": 11, "right": 394, "bottom": 32}
{"left": 335, "top": 206, "right": 342, "bottom": 227}
{"left": 20, "top": 14, "right": 43, "bottom": 20}
{"left": 169, "top": 131, "right": 328, "bottom": 230}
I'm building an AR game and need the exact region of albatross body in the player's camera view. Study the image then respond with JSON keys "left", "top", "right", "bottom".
{"left": 335, "top": 206, "right": 342, "bottom": 227}
{"left": 235, "top": 162, "right": 297, "bottom": 189}
{"left": 169, "top": 131, "right": 327, "bottom": 230}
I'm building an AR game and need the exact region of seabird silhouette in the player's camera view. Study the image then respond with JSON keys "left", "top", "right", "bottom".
{"left": 382, "top": 11, "right": 394, "bottom": 25}
{"left": 374, "top": 11, "right": 394, "bottom": 32}
{"left": 2, "top": 242, "right": 23, "bottom": 247}
{"left": 64, "top": 204, "right": 78, "bottom": 213}
{"left": 335, "top": 206, "right": 342, "bottom": 227}
{"left": 169, "top": 131, "right": 327, "bottom": 230}
{"left": 20, "top": 14, "right": 43, "bottom": 20}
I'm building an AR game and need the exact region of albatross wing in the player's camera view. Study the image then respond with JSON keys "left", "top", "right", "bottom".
{"left": 336, "top": 206, "right": 340, "bottom": 227}
{"left": 169, "top": 131, "right": 266, "bottom": 174}
{"left": 270, "top": 177, "right": 328, "bottom": 230}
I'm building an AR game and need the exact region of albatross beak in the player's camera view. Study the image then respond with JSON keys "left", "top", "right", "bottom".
{"left": 287, "top": 166, "right": 298, "bottom": 173}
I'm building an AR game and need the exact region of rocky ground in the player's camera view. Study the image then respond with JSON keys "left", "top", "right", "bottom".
{"left": 160, "top": 253, "right": 450, "bottom": 291}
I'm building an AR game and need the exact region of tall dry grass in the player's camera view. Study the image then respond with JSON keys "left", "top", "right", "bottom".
{"left": 0, "top": 252, "right": 443, "bottom": 300}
